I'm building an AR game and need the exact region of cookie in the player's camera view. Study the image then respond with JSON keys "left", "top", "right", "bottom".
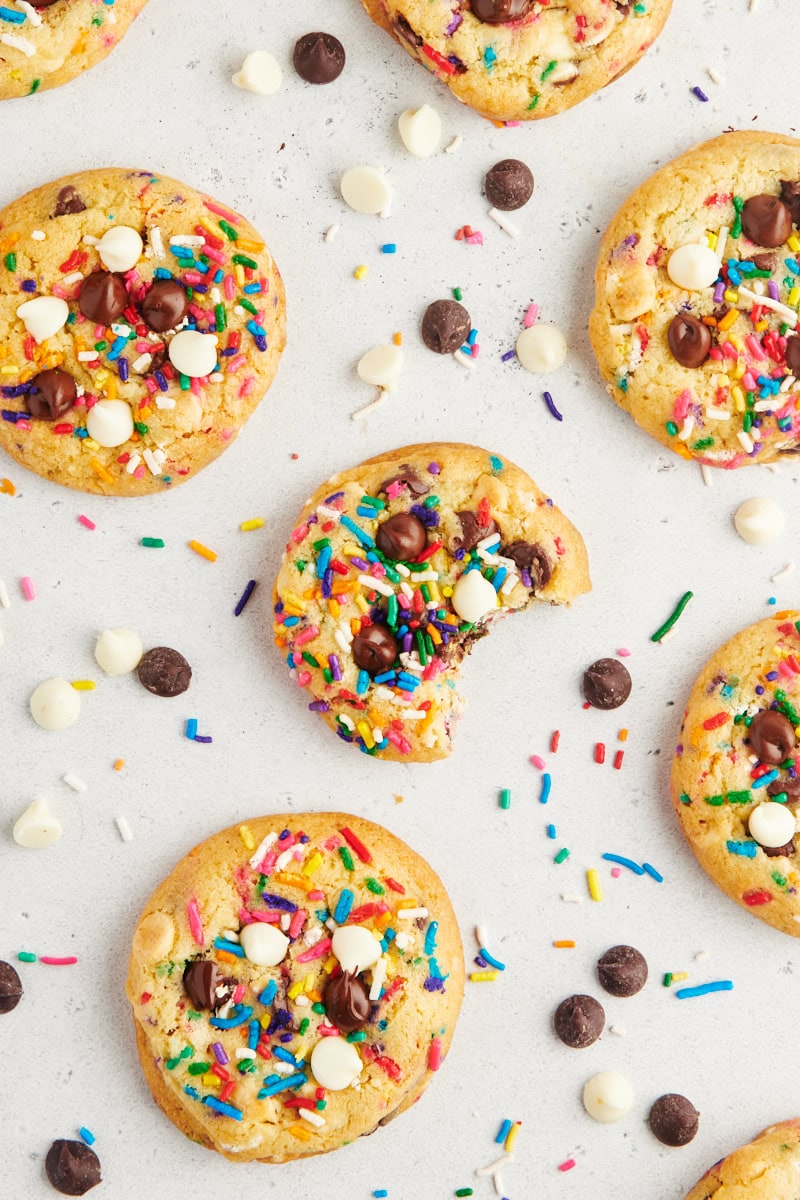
{"left": 126, "top": 813, "right": 464, "bottom": 1163}
{"left": 272, "top": 443, "right": 590, "bottom": 762}
{"left": 0, "top": 168, "right": 285, "bottom": 495}
{"left": 685, "top": 1119, "right": 800, "bottom": 1199}
{"left": 671, "top": 612, "right": 800, "bottom": 937}
{"left": 0, "top": 0, "right": 147, "bottom": 101}
{"left": 360, "top": 0, "right": 673, "bottom": 123}
{"left": 590, "top": 132, "right": 800, "bottom": 469}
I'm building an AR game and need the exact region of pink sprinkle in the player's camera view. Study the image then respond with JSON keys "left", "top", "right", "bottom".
{"left": 466, "top": 231, "right": 484, "bottom": 245}
{"left": 428, "top": 1036, "right": 443, "bottom": 1071}
{"left": 238, "top": 377, "right": 255, "bottom": 398}
{"left": 721, "top": 341, "right": 739, "bottom": 360}
{"left": 50, "top": 284, "right": 69, "bottom": 299}
{"left": 385, "top": 481, "right": 404, "bottom": 500}
{"left": 505, "top": 119, "right": 521, "bottom": 128}
{"left": 243, "top": 909, "right": 280, "bottom": 924}
{"left": 558, "top": 1158, "right": 576, "bottom": 1173}
{"left": 611, "top": 867, "right": 622, "bottom": 878}
{"left": 203, "top": 245, "right": 225, "bottom": 265}
{"left": 530, "top": 755, "right": 546, "bottom": 770}
{"left": 184, "top": 272, "right": 204, "bottom": 287}
{"left": 187, "top": 898, "right": 205, "bottom": 947}
{"left": 307, "top": 890, "right": 325, "bottom": 901}
{"left": 708, "top": 346, "right": 723, "bottom": 360}
{"left": 291, "top": 523, "right": 309, "bottom": 545}
{"left": 295, "top": 937, "right": 332, "bottom": 964}
{"left": 523, "top": 302, "right": 539, "bottom": 328}
{"left": 745, "top": 334, "right": 767, "bottom": 361}
{"left": 16, "top": 419, "right": 30, "bottom": 431}
{"left": 742, "top": 371, "right": 757, "bottom": 391}
{"left": 294, "top": 625, "right": 320, "bottom": 647}
{"left": 296, "top": 670, "right": 312, "bottom": 687}
{"left": 78, "top": 515, "right": 96, "bottom": 531}
{"left": 672, "top": 388, "right": 692, "bottom": 421}
{"left": 227, "top": 354, "right": 247, "bottom": 374}
{"left": 40, "top": 956, "right": 78, "bottom": 966}
{"left": 220, "top": 428, "right": 234, "bottom": 441}
{"left": 288, "top": 908, "right": 307, "bottom": 939}
{"left": 204, "top": 199, "right": 241, "bottom": 224}
{"left": 223, "top": 274, "right": 236, "bottom": 300}
{"left": 20, "top": 576, "right": 35, "bottom": 601}
{"left": 616, "top": 647, "right": 631, "bottom": 657}
{"left": 232, "top": 984, "right": 246, "bottom": 1004}
{"left": 316, "top": 1024, "right": 341, "bottom": 1036}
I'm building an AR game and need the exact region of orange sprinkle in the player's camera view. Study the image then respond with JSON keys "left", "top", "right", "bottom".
{"left": 113, "top": 759, "right": 125, "bottom": 771}
{"left": 553, "top": 940, "right": 576, "bottom": 948}
{"left": 393, "top": 332, "right": 403, "bottom": 345}
{"left": 0, "top": 477, "right": 16, "bottom": 496}
{"left": 273, "top": 871, "right": 315, "bottom": 893}
{"left": 89, "top": 458, "right": 114, "bottom": 485}
{"left": 618, "top": 728, "right": 628, "bottom": 742}
{"left": 189, "top": 539, "right": 218, "bottom": 563}
{"left": 216, "top": 950, "right": 238, "bottom": 964}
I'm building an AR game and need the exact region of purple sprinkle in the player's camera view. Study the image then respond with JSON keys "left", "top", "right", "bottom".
{"left": 21, "top": 279, "right": 36, "bottom": 293}
{"left": 321, "top": 568, "right": 333, "bottom": 599}
{"left": 118, "top": 356, "right": 129, "bottom": 383}
{"left": 424, "top": 976, "right": 445, "bottom": 992}
{"left": 279, "top": 1031, "right": 294, "bottom": 1043}
{"left": 324, "top": 491, "right": 345, "bottom": 504}
{"left": 755, "top": 685, "right": 765, "bottom": 695}
{"left": 402, "top": 633, "right": 413, "bottom": 653}
{"left": 350, "top": 556, "right": 370, "bottom": 571}
{"left": 768, "top": 280, "right": 780, "bottom": 300}
{"left": 234, "top": 578, "right": 257, "bottom": 616}
{"left": 308, "top": 700, "right": 330, "bottom": 712}
{"left": 211, "top": 1042, "right": 228, "bottom": 1065}
{"left": 2, "top": 409, "right": 19, "bottom": 423}
{"left": 543, "top": 391, "right": 563, "bottom": 422}
{"left": 521, "top": 569, "right": 532, "bottom": 588}
{"left": 766, "top": 671, "right": 779, "bottom": 681}
{"left": 262, "top": 893, "right": 297, "bottom": 912}
{"left": 474, "top": 955, "right": 489, "bottom": 969}
{"left": 713, "top": 282, "right": 726, "bottom": 304}
{"left": 691, "top": 85, "right": 709, "bottom": 102}
{"left": 501, "top": 348, "right": 516, "bottom": 362}
{"left": 154, "top": 370, "right": 168, "bottom": 392}
{"left": 195, "top": 734, "right": 213, "bottom": 743}
{"left": 427, "top": 462, "right": 440, "bottom": 474}
{"left": 328, "top": 653, "right": 343, "bottom": 682}
{"left": 278, "top": 829, "right": 291, "bottom": 840}
{"left": 444, "top": 11, "right": 462, "bottom": 35}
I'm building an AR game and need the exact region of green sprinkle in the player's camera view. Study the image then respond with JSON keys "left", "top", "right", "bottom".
{"left": 239, "top": 297, "right": 258, "bottom": 315}
{"left": 187, "top": 1062, "right": 211, "bottom": 1076}
{"left": 366, "top": 877, "right": 385, "bottom": 894}
{"left": 346, "top": 1031, "right": 367, "bottom": 1042}
{"left": 416, "top": 629, "right": 428, "bottom": 667}
{"left": 771, "top": 791, "right": 789, "bottom": 804}
{"left": 727, "top": 790, "right": 751, "bottom": 805}
{"left": 420, "top": 583, "right": 431, "bottom": 604}
{"left": 540, "top": 60, "right": 557, "bottom": 81}
{"left": 134, "top": 421, "right": 148, "bottom": 436}
{"left": 361, "top": 494, "right": 385, "bottom": 509}
{"left": 339, "top": 846, "right": 354, "bottom": 871}
{"left": 179, "top": 373, "right": 191, "bottom": 391}
{"left": 527, "top": 94, "right": 540, "bottom": 110}
{"left": 680, "top": 793, "right": 691, "bottom": 805}
{"left": 294, "top": 559, "right": 307, "bottom": 573}
{"left": 692, "top": 436, "right": 714, "bottom": 450}
{"left": 663, "top": 973, "right": 673, "bottom": 987}
{"left": 323, "top": 667, "right": 333, "bottom": 685}
{"left": 733, "top": 195, "right": 744, "bottom": 212}
{"left": 743, "top": 411, "right": 753, "bottom": 434}
{"left": 650, "top": 590, "right": 693, "bottom": 643}
{"left": 455, "top": 1190, "right": 473, "bottom": 1197}
{"left": 316, "top": 1099, "right": 327, "bottom": 1110}
{"left": 313, "top": 538, "right": 330, "bottom": 550}
{"left": 94, "top": 341, "right": 108, "bottom": 352}
{"left": 238, "top": 1058, "right": 257, "bottom": 1074}
{"left": 187, "top": 1010, "right": 202, "bottom": 1020}
{"left": 232, "top": 253, "right": 257, "bottom": 268}
{"left": 423, "top": 495, "right": 440, "bottom": 509}
{"left": 554, "top": 847, "right": 570, "bottom": 864}
{"left": 299, "top": 1018, "right": 310, "bottom": 1035}
{"left": 4, "top": 252, "right": 16, "bottom": 272}
{"left": 17, "top": 951, "right": 36, "bottom": 963}
{"left": 301, "top": 652, "right": 320, "bottom": 668}
{"left": 705, "top": 795, "right": 725, "bottom": 807}
{"left": 453, "top": 287, "right": 463, "bottom": 301}
{"left": 387, "top": 594, "right": 398, "bottom": 627}
{"left": 731, "top": 214, "right": 742, "bottom": 239}
{"left": 499, "top": 788, "right": 511, "bottom": 810}
{"left": 312, "top": 1002, "right": 326, "bottom": 1015}
{"left": 665, "top": 420, "right": 678, "bottom": 436}
{"left": 215, "top": 303, "right": 227, "bottom": 332}
{"left": 219, "top": 220, "right": 238, "bottom": 241}
{"left": 29, "top": 78, "right": 41, "bottom": 94}
{"left": 141, "top": 537, "right": 165, "bottom": 548}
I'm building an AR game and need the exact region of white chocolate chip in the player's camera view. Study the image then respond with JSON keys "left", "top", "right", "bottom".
{"left": 86, "top": 400, "right": 134, "bottom": 449}
{"left": 13, "top": 796, "right": 62, "bottom": 848}
{"left": 515, "top": 323, "right": 567, "bottom": 373}
{"left": 95, "top": 628, "right": 143, "bottom": 676}
{"left": 239, "top": 923, "right": 289, "bottom": 967}
{"left": 582, "top": 1071, "right": 634, "bottom": 1123}
{"left": 340, "top": 166, "right": 393, "bottom": 216}
{"left": 356, "top": 344, "right": 403, "bottom": 391}
{"left": 16, "top": 296, "right": 69, "bottom": 344}
{"left": 733, "top": 497, "right": 785, "bottom": 545}
{"left": 97, "top": 226, "right": 143, "bottom": 273}
{"left": 398, "top": 105, "right": 442, "bottom": 157}
{"left": 667, "top": 243, "right": 720, "bottom": 291}
{"left": 331, "top": 926, "right": 382, "bottom": 974}
{"left": 30, "top": 678, "right": 80, "bottom": 731}
{"left": 168, "top": 330, "right": 218, "bottom": 378}
{"left": 749, "top": 801, "right": 796, "bottom": 848}
{"left": 232, "top": 50, "right": 282, "bottom": 95}
{"left": 451, "top": 570, "right": 498, "bottom": 624}
{"left": 310, "top": 1037, "right": 362, "bottom": 1091}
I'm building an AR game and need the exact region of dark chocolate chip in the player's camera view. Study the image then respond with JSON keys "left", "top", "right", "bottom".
{"left": 768, "top": 776, "right": 800, "bottom": 801}
{"left": 582, "top": 658, "right": 632, "bottom": 710}
{"left": 741, "top": 194, "right": 793, "bottom": 248}
{"left": 78, "top": 271, "right": 128, "bottom": 325}
{"left": 484, "top": 159, "right": 534, "bottom": 211}
{"left": 324, "top": 970, "right": 370, "bottom": 1033}
{"left": 377, "top": 466, "right": 430, "bottom": 496}
{"left": 292, "top": 32, "right": 345, "bottom": 84}
{"left": 376, "top": 512, "right": 427, "bottom": 560}
{"left": 502, "top": 541, "right": 552, "bottom": 590}
{"left": 137, "top": 647, "right": 192, "bottom": 697}
{"left": 351, "top": 624, "right": 398, "bottom": 674}
{"left": 393, "top": 14, "right": 423, "bottom": 47}
{"left": 53, "top": 185, "right": 87, "bottom": 216}
{"left": 667, "top": 313, "right": 711, "bottom": 368}
{"left": 453, "top": 510, "right": 497, "bottom": 554}
{"left": 470, "top": 0, "right": 534, "bottom": 22}
{"left": 183, "top": 960, "right": 222, "bottom": 1010}
{"left": 786, "top": 337, "right": 800, "bottom": 376}
{"left": 648, "top": 1094, "right": 700, "bottom": 1147}
{"left": 596, "top": 945, "right": 648, "bottom": 997}
{"left": 45, "top": 1140, "right": 102, "bottom": 1196}
{"left": 28, "top": 369, "right": 77, "bottom": 421}
{"left": 421, "top": 299, "right": 472, "bottom": 355}
{"left": 762, "top": 839, "right": 796, "bottom": 858}
{"left": 748, "top": 709, "right": 796, "bottom": 764}
{"left": 140, "top": 279, "right": 189, "bottom": 333}
{"left": 780, "top": 179, "right": 800, "bottom": 225}
{"left": 553, "top": 993, "right": 604, "bottom": 1048}
{"left": 752, "top": 251, "right": 778, "bottom": 272}
{"left": 0, "top": 961, "right": 23, "bottom": 1014}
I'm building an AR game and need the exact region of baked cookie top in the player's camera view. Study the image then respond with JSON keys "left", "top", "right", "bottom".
{"left": 671, "top": 613, "right": 800, "bottom": 938}
{"left": 361, "top": 0, "right": 672, "bottom": 123}
{"left": 590, "top": 131, "right": 800, "bottom": 470}
{"left": 0, "top": 168, "right": 285, "bottom": 495}
{"left": 272, "top": 443, "right": 590, "bottom": 763}
{"left": 685, "top": 1119, "right": 800, "bottom": 1199}
{"left": 0, "top": 0, "right": 146, "bottom": 100}
{"left": 126, "top": 813, "right": 464, "bottom": 1163}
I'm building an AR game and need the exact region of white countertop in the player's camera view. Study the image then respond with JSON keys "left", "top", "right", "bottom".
{"left": 3, "top": 1, "right": 799, "bottom": 1196}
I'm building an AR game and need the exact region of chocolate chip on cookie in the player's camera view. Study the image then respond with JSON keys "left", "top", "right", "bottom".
{"left": 748, "top": 709, "right": 796, "bottom": 764}
{"left": 0, "top": 961, "right": 23, "bottom": 1014}
{"left": 553, "top": 994, "right": 605, "bottom": 1048}
{"left": 596, "top": 945, "right": 648, "bottom": 997}
{"left": 667, "top": 313, "right": 711, "bottom": 368}
{"left": 137, "top": 647, "right": 192, "bottom": 697}
{"left": 453, "top": 510, "right": 497, "bottom": 554}
{"left": 293, "top": 32, "right": 346, "bottom": 84}
{"left": 470, "top": 0, "right": 534, "bottom": 23}
{"left": 484, "top": 159, "right": 534, "bottom": 210}
{"left": 183, "top": 960, "right": 223, "bottom": 1010}
{"left": 27, "top": 369, "right": 77, "bottom": 421}
{"left": 501, "top": 541, "right": 552, "bottom": 590}
{"left": 648, "top": 1093, "right": 700, "bottom": 1147}
{"left": 324, "top": 970, "right": 371, "bottom": 1032}
{"left": 140, "top": 279, "right": 189, "bottom": 333}
{"left": 53, "top": 186, "right": 87, "bottom": 217}
{"left": 421, "top": 300, "right": 472, "bottom": 355}
{"left": 780, "top": 179, "right": 800, "bottom": 224}
{"left": 376, "top": 513, "right": 427, "bottom": 560}
{"left": 78, "top": 271, "right": 129, "bottom": 325}
{"left": 741, "top": 194, "right": 793, "bottom": 248}
{"left": 377, "top": 466, "right": 430, "bottom": 496}
{"left": 785, "top": 336, "right": 800, "bottom": 376}
{"left": 351, "top": 624, "right": 398, "bottom": 674}
{"left": 45, "top": 1139, "right": 102, "bottom": 1196}
{"left": 582, "top": 658, "right": 632, "bottom": 710}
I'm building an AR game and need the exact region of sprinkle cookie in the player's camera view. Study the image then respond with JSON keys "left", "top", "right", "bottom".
{"left": 590, "top": 132, "right": 800, "bottom": 469}
{"left": 0, "top": 0, "right": 147, "bottom": 100}
{"left": 685, "top": 1119, "right": 800, "bottom": 1199}
{"left": 273, "top": 443, "right": 590, "bottom": 762}
{"left": 126, "top": 813, "right": 464, "bottom": 1162}
{"left": 359, "top": 0, "right": 673, "bottom": 123}
{"left": 0, "top": 168, "right": 285, "bottom": 495}
{"left": 671, "top": 613, "right": 800, "bottom": 937}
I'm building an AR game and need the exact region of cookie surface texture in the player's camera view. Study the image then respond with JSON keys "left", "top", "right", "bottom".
{"left": 0, "top": 168, "right": 285, "bottom": 495}
{"left": 671, "top": 612, "right": 800, "bottom": 937}
{"left": 0, "top": 0, "right": 147, "bottom": 100}
{"left": 590, "top": 131, "right": 800, "bottom": 469}
{"left": 273, "top": 443, "right": 590, "bottom": 762}
{"left": 685, "top": 1119, "right": 800, "bottom": 1199}
{"left": 360, "top": 0, "right": 672, "bottom": 122}
{"left": 126, "top": 812, "right": 464, "bottom": 1162}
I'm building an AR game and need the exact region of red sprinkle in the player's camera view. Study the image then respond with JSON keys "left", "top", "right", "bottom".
{"left": 415, "top": 540, "right": 443, "bottom": 563}
{"left": 594, "top": 742, "right": 606, "bottom": 765}
{"left": 428, "top": 1037, "right": 443, "bottom": 1072}
{"left": 219, "top": 1081, "right": 236, "bottom": 1104}
{"left": 348, "top": 902, "right": 388, "bottom": 924}
{"left": 743, "top": 889, "right": 772, "bottom": 906}
{"left": 702, "top": 712, "right": 729, "bottom": 731}
{"left": 550, "top": 730, "right": 560, "bottom": 753}
{"left": 383, "top": 877, "right": 406, "bottom": 894}
{"left": 613, "top": 750, "right": 624, "bottom": 770}
{"left": 340, "top": 825, "right": 372, "bottom": 864}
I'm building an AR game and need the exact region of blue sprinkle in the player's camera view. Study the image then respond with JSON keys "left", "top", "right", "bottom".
{"left": 675, "top": 980, "right": 733, "bottom": 1000}
{"left": 374, "top": 1192, "right": 389, "bottom": 1198}
{"left": 213, "top": 937, "right": 244, "bottom": 957}
{"left": 489, "top": 455, "right": 504, "bottom": 473}
{"left": 424, "top": 921, "right": 439, "bottom": 954}
{"left": 271, "top": 1046, "right": 297, "bottom": 1065}
{"left": 539, "top": 773, "right": 552, "bottom": 805}
{"left": 786, "top": 259, "right": 800, "bottom": 276}
{"left": 641, "top": 862, "right": 664, "bottom": 882}
{"left": 726, "top": 840, "right": 758, "bottom": 858}
{"left": 357, "top": 505, "right": 379, "bottom": 519}
{"left": 356, "top": 669, "right": 370, "bottom": 695}
{"left": 316, "top": 544, "right": 332, "bottom": 579}
{"left": 202, "top": 1097, "right": 243, "bottom": 1120}
{"left": 601, "top": 853, "right": 645, "bottom": 876}
{"left": 495, "top": 1118, "right": 512, "bottom": 1144}
{"left": 546, "top": 824, "right": 556, "bottom": 839}
{"left": 479, "top": 947, "right": 506, "bottom": 971}
{"left": 257, "top": 1072, "right": 307, "bottom": 1099}
{"left": 381, "top": 244, "right": 396, "bottom": 254}
{"left": 334, "top": 888, "right": 354, "bottom": 923}
{"left": 340, "top": 514, "right": 375, "bottom": 548}
{"left": 373, "top": 671, "right": 396, "bottom": 685}
{"left": 186, "top": 718, "right": 198, "bottom": 740}
{"left": 246, "top": 319, "right": 266, "bottom": 338}
{"left": 753, "top": 769, "right": 779, "bottom": 789}
{"left": 210, "top": 1004, "right": 253, "bottom": 1029}
{"left": 248, "top": 1019, "right": 260, "bottom": 1050}
{"left": 258, "top": 980, "right": 277, "bottom": 1006}
{"left": 492, "top": 567, "right": 507, "bottom": 591}
{"left": 768, "top": 597, "right": 777, "bottom": 606}
{"left": 243, "top": 282, "right": 263, "bottom": 293}
{"left": 0, "top": 6, "right": 26, "bottom": 22}
{"left": 184, "top": 1085, "right": 200, "bottom": 1100}
{"left": 283, "top": 615, "right": 299, "bottom": 628}
{"left": 78, "top": 1127, "right": 95, "bottom": 1146}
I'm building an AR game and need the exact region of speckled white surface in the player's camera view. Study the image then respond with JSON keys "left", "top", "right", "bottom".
{"left": 3, "top": 1, "right": 800, "bottom": 1197}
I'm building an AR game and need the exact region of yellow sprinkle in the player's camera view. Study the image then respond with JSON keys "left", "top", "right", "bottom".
{"left": 504, "top": 1122, "right": 522, "bottom": 1153}
{"left": 0, "top": 365, "right": 19, "bottom": 375}
{"left": 393, "top": 331, "right": 402, "bottom": 345}
{"left": 790, "top": 287, "right": 800, "bottom": 308}
{"left": 754, "top": 319, "right": 769, "bottom": 333}
{"left": 71, "top": 680, "right": 96, "bottom": 691}
{"left": 113, "top": 759, "right": 125, "bottom": 771}
{"left": 189, "top": 539, "right": 218, "bottom": 563}
{"left": 706, "top": 232, "right": 716, "bottom": 250}
{"left": 328, "top": 598, "right": 341, "bottom": 620}
{"left": 323, "top": 955, "right": 337, "bottom": 974}
{"left": 353, "top": 265, "right": 368, "bottom": 280}
{"left": 202, "top": 1074, "right": 218, "bottom": 1088}
{"left": 731, "top": 360, "right": 746, "bottom": 380}
{"left": 723, "top": 288, "right": 739, "bottom": 305}
{"left": 618, "top": 728, "right": 628, "bottom": 742}
{"left": 790, "top": 235, "right": 800, "bottom": 253}
{"left": 288, "top": 980, "right": 304, "bottom": 1000}
{"left": 671, "top": 971, "right": 689, "bottom": 982}
{"left": 717, "top": 308, "right": 738, "bottom": 332}
{"left": 354, "top": 594, "right": 370, "bottom": 615}
{"left": 82, "top": 439, "right": 100, "bottom": 452}
{"left": 469, "top": 970, "right": 499, "bottom": 982}
{"left": 273, "top": 871, "right": 315, "bottom": 893}
{"left": 442, "top": 585, "right": 453, "bottom": 598}
{"left": 239, "top": 824, "right": 256, "bottom": 851}
{"left": 105, "top": 376, "right": 117, "bottom": 400}
{"left": 302, "top": 851, "right": 323, "bottom": 876}
{"left": 236, "top": 238, "right": 266, "bottom": 254}
{"left": 282, "top": 591, "right": 307, "bottom": 610}
{"left": 730, "top": 385, "right": 745, "bottom": 411}
{"left": 260, "top": 1013, "right": 271, "bottom": 1029}
{"left": 89, "top": 458, "right": 114, "bottom": 485}
{"left": 357, "top": 720, "right": 375, "bottom": 749}
{"left": 234, "top": 264, "right": 245, "bottom": 286}
{"left": 587, "top": 869, "right": 603, "bottom": 902}
{"left": 240, "top": 517, "right": 265, "bottom": 532}
{"left": 396, "top": 897, "right": 419, "bottom": 910}
{"left": 94, "top": 370, "right": 109, "bottom": 386}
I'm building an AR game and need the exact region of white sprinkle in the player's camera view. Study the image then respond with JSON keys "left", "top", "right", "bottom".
{"left": 248, "top": 831, "right": 277, "bottom": 870}
{"left": 142, "top": 448, "right": 162, "bottom": 476}
{"left": 77, "top": 351, "right": 99, "bottom": 362}
{"left": 358, "top": 573, "right": 394, "bottom": 597}
{"left": 1, "top": 32, "right": 35, "bottom": 56}
{"left": 149, "top": 226, "right": 165, "bottom": 260}
{"left": 0, "top": 579, "right": 9, "bottom": 608}
{"left": 396, "top": 907, "right": 429, "bottom": 920}
{"left": 780, "top": 373, "right": 797, "bottom": 392}
{"left": 700, "top": 463, "right": 714, "bottom": 487}
{"left": 30, "top": 229, "right": 45, "bottom": 241}
{"left": 454, "top": 348, "right": 477, "bottom": 370}
{"left": 302, "top": 925, "right": 323, "bottom": 948}
{"left": 324, "top": 224, "right": 339, "bottom": 243}
{"left": 609, "top": 1024, "right": 626, "bottom": 1036}
{"left": 749, "top": 0, "right": 758, "bottom": 11}
{"left": 444, "top": 135, "right": 463, "bottom": 154}
{"left": 280, "top": 912, "right": 291, "bottom": 931}
{"left": 16, "top": 2, "right": 43, "bottom": 28}
{"left": 754, "top": 399, "right": 781, "bottom": 412}
{"left": 82, "top": 235, "right": 99, "bottom": 246}
{"left": 694, "top": 950, "right": 709, "bottom": 962}
{"left": 210, "top": 287, "right": 222, "bottom": 304}
{"left": 170, "top": 235, "right": 205, "bottom": 247}
{"left": 62, "top": 272, "right": 83, "bottom": 286}
{"left": 116, "top": 815, "right": 133, "bottom": 843}
{"left": 738, "top": 285, "right": 798, "bottom": 326}
{"left": 488, "top": 207, "right": 521, "bottom": 238}
{"left": 369, "top": 955, "right": 388, "bottom": 1001}
{"left": 110, "top": 323, "right": 132, "bottom": 337}
{"left": 275, "top": 847, "right": 295, "bottom": 871}
{"left": 351, "top": 390, "right": 388, "bottom": 420}
{"left": 399, "top": 709, "right": 426, "bottom": 720}
{"left": 714, "top": 226, "right": 729, "bottom": 263}
{"left": 132, "top": 353, "right": 152, "bottom": 374}
{"left": 707, "top": 66, "right": 723, "bottom": 84}
{"left": 125, "top": 452, "right": 142, "bottom": 475}
{"left": 771, "top": 561, "right": 796, "bottom": 583}
{"left": 737, "top": 430, "right": 755, "bottom": 454}
{"left": 500, "top": 573, "right": 519, "bottom": 596}
{"left": 316, "top": 504, "right": 343, "bottom": 522}
{"left": 394, "top": 932, "right": 410, "bottom": 951}
{"left": 409, "top": 569, "right": 438, "bottom": 582}
{"left": 294, "top": 994, "right": 310, "bottom": 1007}
{"left": 299, "top": 1106, "right": 326, "bottom": 1128}
{"left": 154, "top": 395, "right": 176, "bottom": 410}
{"left": 153, "top": 448, "right": 166, "bottom": 465}
{"left": 62, "top": 773, "right": 87, "bottom": 793}
{"left": 560, "top": 893, "right": 582, "bottom": 903}
{"left": 380, "top": 198, "right": 393, "bottom": 220}
{"left": 235, "top": 1048, "right": 256, "bottom": 1060}
{"left": 678, "top": 414, "right": 696, "bottom": 441}
{"left": 704, "top": 406, "right": 731, "bottom": 421}
{"left": 492, "top": 1171, "right": 506, "bottom": 1197}
{"left": 476, "top": 1155, "right": 513, "bottom": 1178}
{"left": 475, "top": 924, "right": 489, "bottom": 948}
{"left": 334, "top": 630, "right": 351, "bottom": 656}
{"left": 394, "top": 562, "right": 410, "bottom": 577}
